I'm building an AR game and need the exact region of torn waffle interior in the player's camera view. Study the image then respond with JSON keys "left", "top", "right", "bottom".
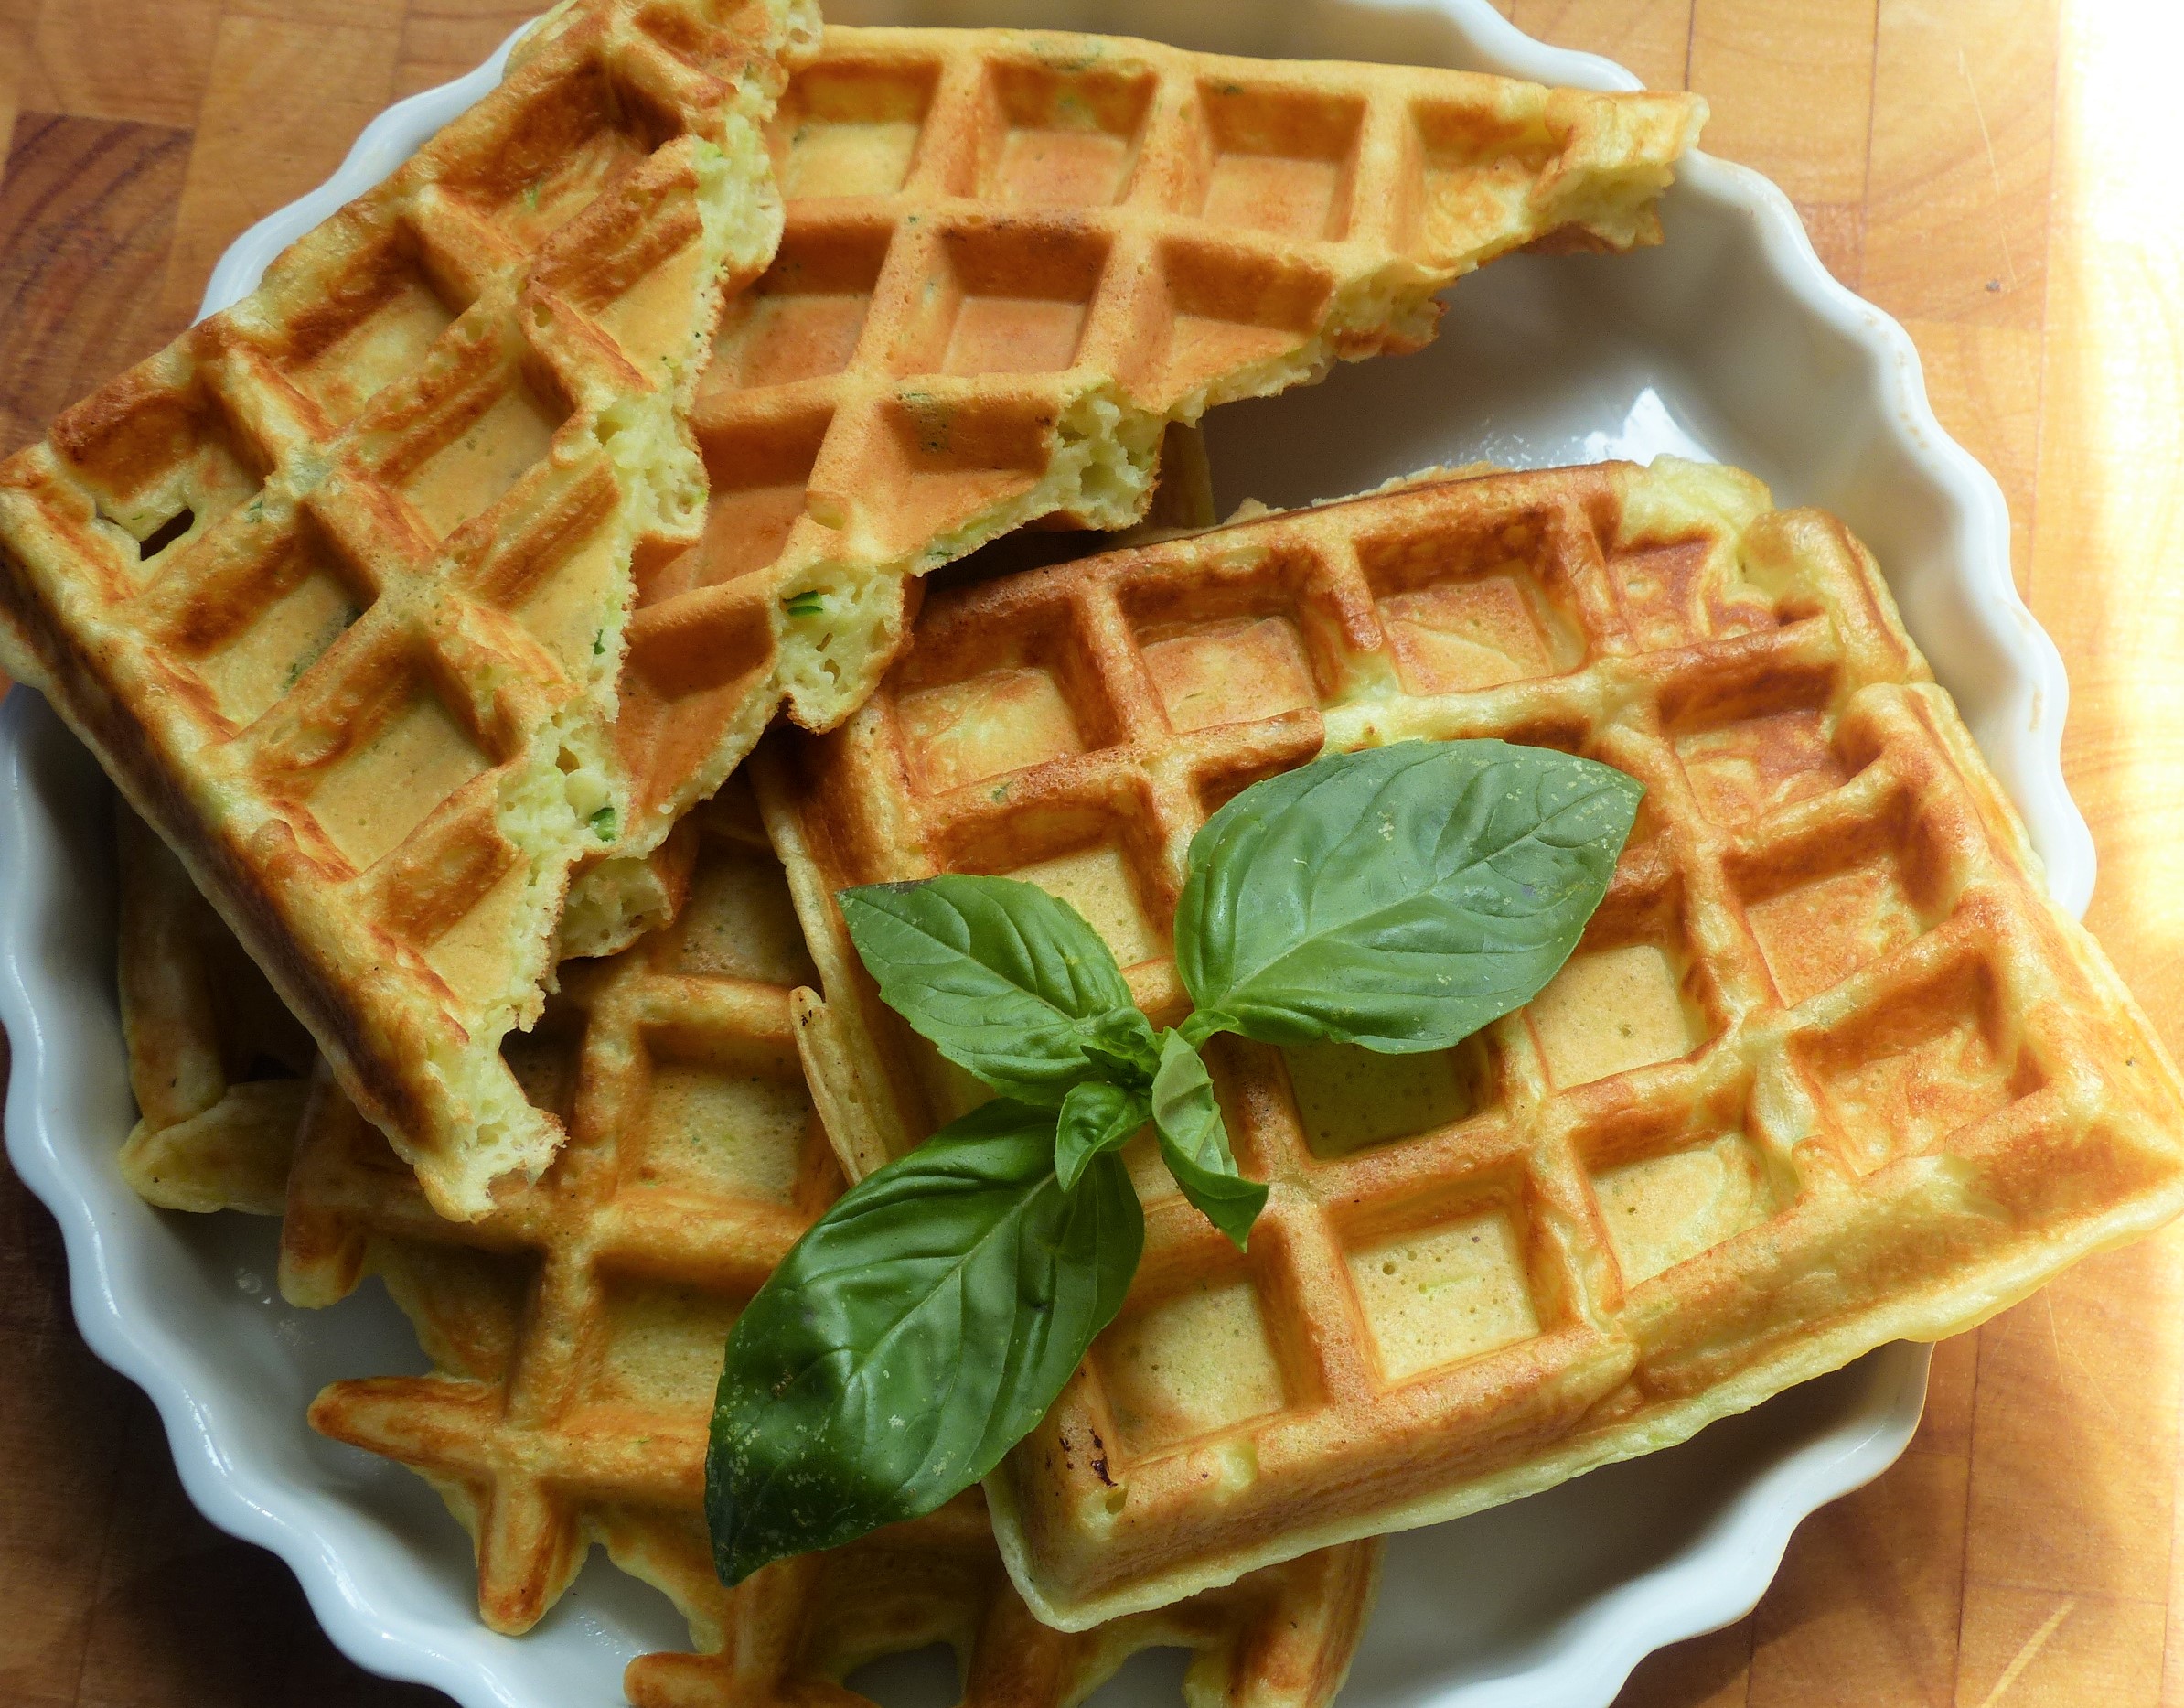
{"left": 591, "top": 26, "right": 1705, "bottom": 944}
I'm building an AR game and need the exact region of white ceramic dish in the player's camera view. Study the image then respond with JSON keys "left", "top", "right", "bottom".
{"left": 1, "top": 1, "right": 2091, "bottom": 1704}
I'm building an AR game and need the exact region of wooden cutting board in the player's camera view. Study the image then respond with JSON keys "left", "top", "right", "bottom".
{"left": 2, "top": 2, "right": 2179, "bottom": 1704}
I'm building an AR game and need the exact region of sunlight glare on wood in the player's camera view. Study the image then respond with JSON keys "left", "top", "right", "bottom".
{"left": 2032, "top": 0, "right": 2184, "bottom": 1044}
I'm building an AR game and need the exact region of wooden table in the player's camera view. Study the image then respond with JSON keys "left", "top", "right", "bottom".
{"left": 1, "top": 2, "right": 2177, "bottom": 1703}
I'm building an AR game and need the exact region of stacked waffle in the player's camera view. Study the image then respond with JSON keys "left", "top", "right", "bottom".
{"left": 115, "top": 810, "right": 315, "bottom": 1213}
{"left": 15, "top": 4, "right": 2184, "bottom": 1704}
{"left": 1, "top": 0, "right": 822, "bottom": 1216}
{"left": 600, "top": 25, "right": 1706, "bottom": 894}
{"left": 120, "top": 777, "right": 1386, "bottom": 1702}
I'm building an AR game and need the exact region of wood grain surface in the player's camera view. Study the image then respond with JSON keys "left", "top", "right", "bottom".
{"left": 1, "top": 2, "right": 2178, "bottom": 1704}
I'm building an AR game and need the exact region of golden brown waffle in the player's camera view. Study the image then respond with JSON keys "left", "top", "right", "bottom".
{"left": 114, "top": 797, "right": 701, "bottom": 1206}
{"left": 105, "top": 426, "right": 1219, "bottom": 1218}
{"left": 587, "top": 26, "right": 1705, "bottom": 919}
{"left": 0, "top": 0, "right": 819, "bottom": 1219}
{"left": 281, "top": 781, "right": 836, "bottom": 1630}
{"left": 287, "top": 781, "right": 1378, "bottom": 1702}
{"left": 764, "top": 456, "right": 2184, "bottom": 1627}
{"left": 116, "top": 807, "right": 316, "bottom": 1213}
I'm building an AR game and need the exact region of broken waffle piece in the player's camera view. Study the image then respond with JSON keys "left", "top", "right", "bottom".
{"left": 607, "top": 1496, "right": 1376, "bottom": 1708}
{"left": 0, "top": 0, "right": 820, "bottom": 1217}
{"left": 104, "top": 424, "right": 1221, "bottom": 1219}
{"left": 581, "top": 27, "right": 1706, "bottom": 934}
{"left": 764, "top": 456, "right": 2184, "bottom": 1627}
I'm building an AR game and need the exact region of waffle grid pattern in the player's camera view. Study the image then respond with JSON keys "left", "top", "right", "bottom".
{"left": 284, "top": 788, "right": 837, "bottom": 1631}
{"left": 0, "top": 0, "right": 818, "bottom": 1216}
{"left": 104, "top": 427, "right": 1220, "bottom": 1226}
{"left": 604, "top": 26, "right": 1704, "bottom": 871}
{"left": 769, "top": 459, "right": 2184, "bottom": 1627}
{"left": 285, "top": 786, "right": 1378, "bottom": 1705}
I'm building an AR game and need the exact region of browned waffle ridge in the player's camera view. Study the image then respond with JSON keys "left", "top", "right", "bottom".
{"left": 287, "top": 781, "right": 1380, "bottom": 1703}
{"left": 764, "top": 456, "right": 2184, "bottom": 1627}
{"left": 580, "top": 25, "right": 1706, "bottom": 935}
{"left": 0, "top": 0, "right": 821, "bottom": 1217}
{"left": 113, "top": 791, "right": 701, "bottom": 1208}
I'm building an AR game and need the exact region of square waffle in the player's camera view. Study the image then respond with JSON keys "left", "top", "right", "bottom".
{"left": 0, "top": 0, "right": 820, "bottom": 1218}
{"left": 763, "top": 456, "right": 2184, "bottom": 1627}
{"left": 116, "top": 806, "right": 316, "bottom": 1213}
{"left": 283, "top": 780, "right": 1378, "bottom": 1702}
{"left": 586, "top": 26, "right": 1706, "bottom": 928}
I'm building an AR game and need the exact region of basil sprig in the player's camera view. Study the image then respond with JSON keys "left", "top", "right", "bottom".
{"left": 707, "top": 740, "right": 1641, "bottom": 1586}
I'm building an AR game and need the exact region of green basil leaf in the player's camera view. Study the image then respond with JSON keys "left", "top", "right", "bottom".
{"left": 1055, "top": 1080, "right": 1150, "bottom": 1193}
{"left": 839, "top": 875, "right": 1138, "bottom": 1104}
{"left": 705, "top": 1099, "right": 1142, "bottom": 1584}
{"left": 1151, "top": 1030, "right": 1266, "bottom": 1249}
{"left": 1082, "top": 1003, "right": 1161, "bottom": 1085}
{"left": 1175, "top": 740, "right": 1641, "bottom": 1053}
